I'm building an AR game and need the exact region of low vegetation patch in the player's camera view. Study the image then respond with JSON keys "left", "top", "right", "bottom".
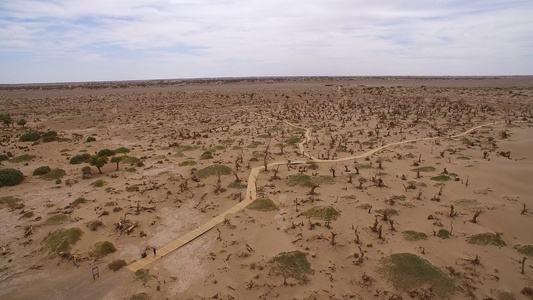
{"left": 178, "top": 159, "right": 196, "bottom": 166}
{"left": 227, "top": 181, "right": 247, "bottom": 189}
{"left": 437, "top": 229, "right": 451, "bottom": 239}
{"left": 121, "top": 155, "right": 140, "bottom": 164}
{"left": 44, "top": 227, "right": 83, "bottom": 257}
{"left": 86, "top": 220, "right": 104, "bottom": 231}
{"left": 130, "top": 292, "right": 150, "bottom": 300}
{"left": 430, "top": 174, "right": 451, "bottom": 182}
{"left": 33, "top": 166, "right": 51, "bottom": 176}
{"left": 89, "top": 241, "right": 117, "bottom": 259}
{"left": 41, "top": 168, "right": 66, "bottom": 180}
{"left": 19, "top": 131, "right": 41, "bottom": 142}
{"left": 195, "top": 164, "right": 233, "bottom": 179}
{"left": 91, "top": 179, "right": 107, "bottom": 187}
{"left": 70, "top": 153, "right": 91, "bottom": 164}
{"left": 270, "top": 251, "right": 314, "bottom": 285}
{"left": 135, "top": 269, "right": 151, "bottom": 284}
{"left": 114, "top": 147, "right": 130, "bottom": 154}
{"left": 467, "top": 233, "right": 506, "bottom": 247}
{"left": 43, "top": 214, "right": 70, "bottom": 225}
{"left": 0, "top": 168, "right": 24, "bottom": 187}
{"left": 286, "top": 174, "right": 335, "bottom": 187}
{"left": 286, "top": 136, "right": 301, "bottom": 145}
{"left": 108, "top": 259, "right": 127, "bottom": 271}
{"left": 377, "top": 253, "right": 455, "bottom": 298}
{"left": 0, "top": 196, "right": 22, "bottom": 210}
{"left": 375, "top": 208, "right": 399, "bottom": 216}
{"left": 301, "top": 206, "right": 340, "bottom": 221}
{"left": 514, "top": 245, "right": 533, "bottom": 256}
{"left": 403, "top": 230, "right": 428, "bottom": 241}
{"left": 247, "top": 198, "right": 278, "bottom": 211}
{"left": 9, "top": 154, "right": 36, "bottom": 163}
{"left": 69, "top": 197, "right": 87, "bottom": 208}
{"left": 411, "top": 166, "right": 436, "bottom": 172}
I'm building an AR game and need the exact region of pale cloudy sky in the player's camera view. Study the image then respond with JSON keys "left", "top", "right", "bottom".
{"left": 1, "top": 0, "right": 532, "bottom": 83}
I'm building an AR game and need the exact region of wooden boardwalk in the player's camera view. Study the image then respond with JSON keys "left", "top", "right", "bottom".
{"left": 127, "top": 118, "right": 503, "bottom": 272}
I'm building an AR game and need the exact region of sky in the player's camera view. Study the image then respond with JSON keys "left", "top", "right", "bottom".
{"left": 1, "top": 0, "right": 532, "bottom": 84}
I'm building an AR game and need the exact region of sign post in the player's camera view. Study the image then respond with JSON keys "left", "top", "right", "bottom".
{"left": 92, "top": 266, "right": 99, "bottom": 280}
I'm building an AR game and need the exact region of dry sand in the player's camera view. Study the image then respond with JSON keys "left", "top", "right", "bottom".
{"left": 0, "top": 77, "right": 532, "bottom": 300}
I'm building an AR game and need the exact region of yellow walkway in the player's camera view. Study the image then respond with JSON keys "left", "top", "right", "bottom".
{"left": 127, "top": 118, "right": 506, "bottom": 272}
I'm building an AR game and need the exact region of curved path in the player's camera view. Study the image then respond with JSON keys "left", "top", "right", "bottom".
{"left": 127, "top": 118, "right": 505, "bottom": 272}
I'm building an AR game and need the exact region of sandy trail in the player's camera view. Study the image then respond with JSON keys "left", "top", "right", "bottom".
{"left": 126, "top": 117, "right": 510, "bottom": 271}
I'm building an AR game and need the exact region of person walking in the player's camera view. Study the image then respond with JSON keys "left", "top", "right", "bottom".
{"left": 153, "top": 248, "right": 156, "bottom": 256}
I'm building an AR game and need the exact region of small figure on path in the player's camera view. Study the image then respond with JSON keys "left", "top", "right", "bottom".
{"left": 141, "top": 252, "right": 147, "bottom": 258}
{"left": 153, "top": 248, "right": 156, "bottom": 256}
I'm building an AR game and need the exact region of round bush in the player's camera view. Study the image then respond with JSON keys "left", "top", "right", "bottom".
{"left": 33, "top": 166, "right": 52, "bottom": 176}
{"left": 19, "top": 131, "right": 41, "bottom": 142}
{"left": 0, "top": 168, "right": 24, "bottom": 187}
{"left": 70, "top": 153, "right": 91, "bottom": 164}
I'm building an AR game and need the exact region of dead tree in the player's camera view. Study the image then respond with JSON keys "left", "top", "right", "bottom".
{"left": 330, "top": 232, "right": 337, "bottom": 246}
{"left": 309, "top": 183, "right": 320, "bottom": 195}
{"left": 470, "top": 211, "right": 482, "bottom": 223}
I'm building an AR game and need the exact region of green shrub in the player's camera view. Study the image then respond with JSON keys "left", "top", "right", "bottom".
{"left": 130, "top": 292, "right": 150, "bottom": 300}
{"left": 248, "top": 198, "right": 279, "bottom": 211}
{"left": 33, "top": 166, "right": 52, "bottom": 176}
{"left": 195, "top": 164, "right": 233, "bottom": 179}
{"left": 108, "top": 259, "right": 127, "bottom": 271}
{"left": 44, "top": 227, "right": 83, "bottom": 257}
{"left": 97, "top": 148, "right": 115, "bottom": 157}
{"left": 286, "top": 136, "right": 301, "bottom": 145}
{"left": 91, "top": 179, "right": 107, "bottom": 187}
{"left": 8, "top": 154, "right": 36, "bottom": 163}
{"left": 513, "top": 244, "right": 533, "bottom": 256}
{"left": 270, "top": 251, "right": 314, "bottom": 285}
{"left": 121, "top": 156, "right": 140, "bottom": 164}
{"left": 431, "top": 175, "right": 451, "bottom": 182}
{"left": 70, "top": 153, "right": 91, "bottom": 164}
{"left": 69, "top": 197, "right": 87, "bottom": 208}
{"left": 0, "top": 168, "right": 24, "bottom": 187}
{"left": 19, "top": 131, "right": 41, "bottom": 142}
{"left": 0, "top": 154, "right": 8, "bottom": 161}
{"left": 286, "top": 174, "right": 335, "bottom": 187}
{"left": 377, "top": 253, "right": 455, "bottom": 298}
{"left": 86, "top": 136, "right": 96, "bottom": 142}
{"left": 89, "top": 241, "right": 117, "bottom": 259}
{"left": 86, "top": 220, "right": 104, "bottom": 231}
{"left": 178, "top": 159, "right": 197, "bottom": 166}
{"left": 114, "top": 147, "right": 130, "bottom": 154}
{"left": 411, "top": 166, "right": 436, "bottom": 172}
{"left": 437, "top": 229, "right": 451, "bottom": 239}
{"left": 41, "top": 168, "right": 66, "bottom": 180}
{"left": 301, "top": 206, "right": 340, "bottom": 221}
{"left": 403, "top": 230, "right": 428, "bottom": 241}
{"left": 43, "top": 214, "right": 70, "bottom": 225}
{"left": 228, "top": 181, "right": 247, "bottom": 189}
{"left": 467, "top": 233, "right": 506, "bottom": 247}
{"left": 22, "top": 211, "right": 34, "bottom": 218}
{"left": 200, "top": 151, "right": 214, "bottom": 160}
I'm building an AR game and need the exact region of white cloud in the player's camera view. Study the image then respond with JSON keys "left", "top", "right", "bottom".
{"left": 0, "top": 0, "right": 532, "bottom": 83}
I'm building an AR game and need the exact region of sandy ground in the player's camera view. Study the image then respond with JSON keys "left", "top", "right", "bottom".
{"left": 0, "top": 77, "right": 532, "bottom": 300}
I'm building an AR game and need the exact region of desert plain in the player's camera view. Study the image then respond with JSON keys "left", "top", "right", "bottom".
{"left": 0, "top": 77, "right": 532, "bottom": 300}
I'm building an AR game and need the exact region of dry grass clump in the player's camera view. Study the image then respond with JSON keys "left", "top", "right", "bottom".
{"left": 0, "top": 196, "right": 22, "bottom": 210}
{"left": 44, "top": 227, "right": 83, "bottom": 257}
{"left": 377, "top": 253, "right": 455, "bottom": 298}
{"left": 43, "top": 214, "right": 70, "bottom": 225}
{"left": 269, "top": 251, "right": 314, "bottom": 285}
{"left": 467, "top": 233, "right": 506, "bottom": 247}
{"left": 41, "top": 168, "right": 66, "bottom": 180}
{"left": 301, "top": 206, "right": 340, "bottom": 221}
{"left": 247, "top": 198, "right": 278, "bottom": 211}
{"left": 89, "top": 241, "right": 117, "bottom": 259}
{"left": 513, "top": 244, "right": 533, "bottom": 256}
{"left": 403, "top": 231, "right": 428, "bottom": 241}
{"left": 107, "top": 259, "right": 127, "bottom": 271}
